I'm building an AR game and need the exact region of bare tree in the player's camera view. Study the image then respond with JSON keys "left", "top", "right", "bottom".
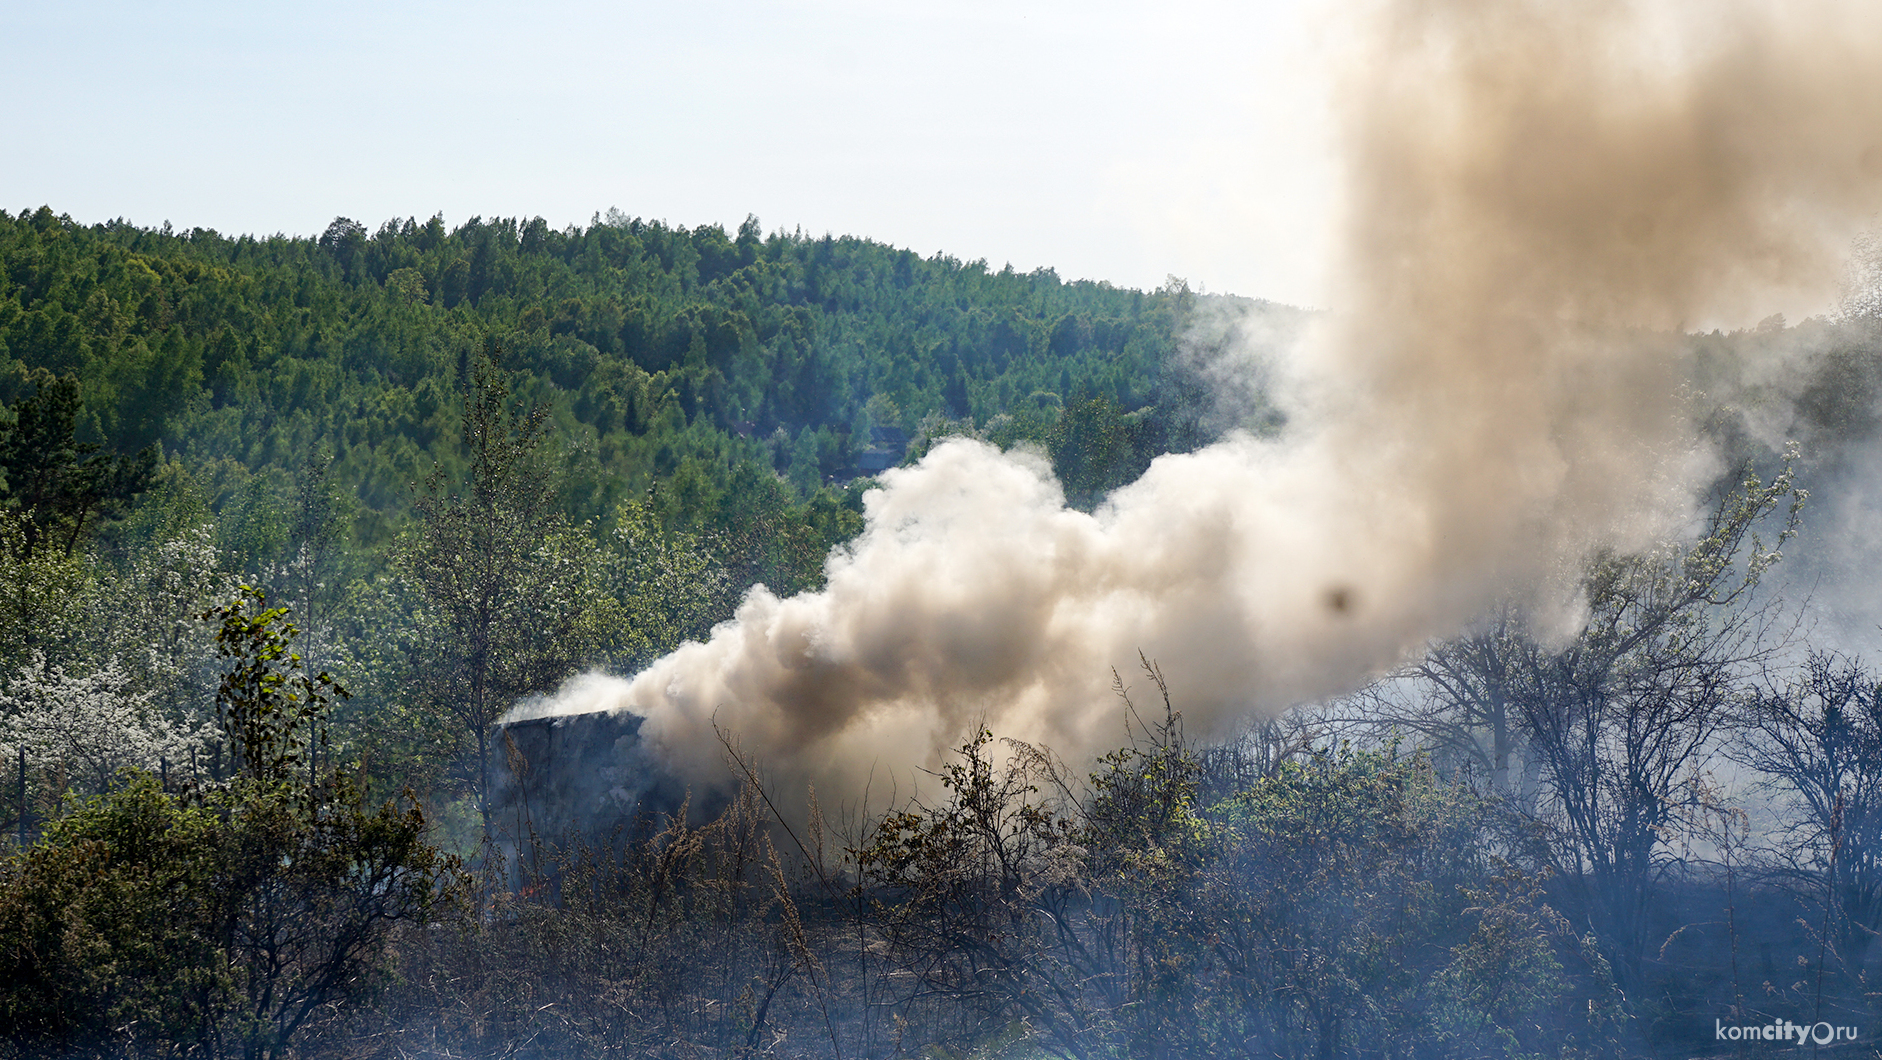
{"left": 1734, "top": 653, "right": 1882, "bottom": 988}
{"left": 1408, "top": 605, "right": 1533, "bottom": 796}
{"left": 1409, "top": 462, "right": 1802, "bottom": 1001}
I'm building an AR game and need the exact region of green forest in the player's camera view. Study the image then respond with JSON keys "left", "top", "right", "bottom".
{"left": 0, "top": 203, "right": 1275, "bottom": 821}
{"left": 4, "top": 203, "right": 1882, "bottom": 1060}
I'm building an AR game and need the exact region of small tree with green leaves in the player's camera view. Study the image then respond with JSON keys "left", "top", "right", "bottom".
{"left": 0, "top": 588, "right": 463, "bottom": 1060}
{"left": 203, "top": 587, "right": 465, "bottom": 1060}
{"left": 852, "top": 727, "right": 1095, "bottom": 1057}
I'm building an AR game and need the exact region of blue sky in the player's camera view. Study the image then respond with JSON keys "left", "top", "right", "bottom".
{"left": 3, "top": 0, "right": 1337, "bottom": 304}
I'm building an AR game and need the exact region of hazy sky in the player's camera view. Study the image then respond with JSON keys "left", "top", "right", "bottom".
{"left": 3, "top": 0, "right": 1336, "bottom": 305}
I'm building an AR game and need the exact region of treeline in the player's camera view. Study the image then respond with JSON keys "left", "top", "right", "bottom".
{"left": 0, "top": 203, "right": 1272, "bottom": 542}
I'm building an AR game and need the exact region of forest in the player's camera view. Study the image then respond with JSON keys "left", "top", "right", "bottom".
{"left": 3, "top": 203, "right": 1882, "bottom": 1060}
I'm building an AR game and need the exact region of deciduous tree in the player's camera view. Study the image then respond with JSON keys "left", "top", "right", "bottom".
{"left": 399, "top": 341, "right": 613, "bottom": 836}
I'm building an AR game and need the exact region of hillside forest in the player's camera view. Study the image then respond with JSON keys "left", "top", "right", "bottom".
{"left": 3, "top": 204, "right": 1882, "bottom": 1059}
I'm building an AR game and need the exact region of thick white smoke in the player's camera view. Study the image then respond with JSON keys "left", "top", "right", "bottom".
{"left": 516, "top": 0, "right": 1882, "bottom": 807}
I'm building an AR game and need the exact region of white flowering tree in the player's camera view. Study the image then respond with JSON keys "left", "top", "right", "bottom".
{"left": 2, "top": 513, "right": 236, "bottom": 824}
{"left": 0, "top": 654, "right": 217, "bottom": 796}
{"left": 1838, "top": 230, "right": 1882, "bottom": 320}
{"left": 90, "top": 522, "right": 240, "bottom": 722}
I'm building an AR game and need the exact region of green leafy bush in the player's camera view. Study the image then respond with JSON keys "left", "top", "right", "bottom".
{"left": 0, "top": 588, "right": 463, "bottom": 1060}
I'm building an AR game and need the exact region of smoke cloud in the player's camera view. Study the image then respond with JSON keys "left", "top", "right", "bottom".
{"left": 519, "top": 0, "right": 1882, "bottom": 807}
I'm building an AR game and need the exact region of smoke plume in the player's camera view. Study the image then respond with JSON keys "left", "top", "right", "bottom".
{"left": 522, "top": 0, "right": 1882, "bottom": 806}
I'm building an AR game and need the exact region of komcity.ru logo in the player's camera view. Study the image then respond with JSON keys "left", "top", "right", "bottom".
{"left": 1716, "top": 1019, "right": 1859, "bottom": 1045}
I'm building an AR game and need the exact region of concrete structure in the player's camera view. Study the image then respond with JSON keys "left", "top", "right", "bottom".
{"left": 489, "top": 709, "right": 688, "bottom": 842}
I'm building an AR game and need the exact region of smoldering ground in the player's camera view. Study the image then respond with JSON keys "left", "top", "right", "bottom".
{"left": 509, "top": 0, "right": 1882, "bottom": 810}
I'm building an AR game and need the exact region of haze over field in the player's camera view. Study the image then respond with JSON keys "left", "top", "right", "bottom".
{"left": 511, "top": 0, "right": 1882, "bottom": 806}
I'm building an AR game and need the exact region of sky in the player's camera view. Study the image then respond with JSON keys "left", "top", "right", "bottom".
{"left": 3, "top": 0, "right": 1338, "bottom": 306}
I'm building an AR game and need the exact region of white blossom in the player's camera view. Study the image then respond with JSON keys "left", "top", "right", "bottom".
{"left": 0, "top": 654, "right": 219, "bottom": 793}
